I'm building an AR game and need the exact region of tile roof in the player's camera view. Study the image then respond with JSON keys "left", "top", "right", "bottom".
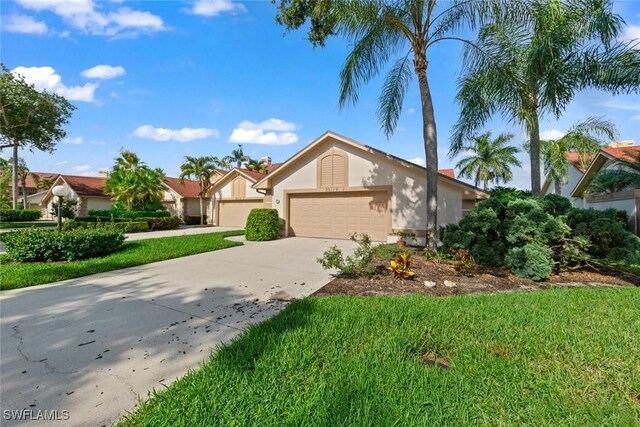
{"left": 438, "top": 168, "right": 455, "bottom": 179}
{"left": 602, "top": 146, "right": 640, "bottom": 163}
{"left": 61, "top": 175, "right": 108, "bottom": 197}
{"left": 564, "top": 152, "right": 592, "bottom": 173}
{"left": 24, "top": 172, "right": 59, "bottom": 189}
{"left": 164, "top": 177, "right": 203, "bottom": 198}
{"left": 237, "top": 163, "right": 284, "bottom": 181}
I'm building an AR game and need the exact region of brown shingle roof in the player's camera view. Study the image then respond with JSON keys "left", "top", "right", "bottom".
{"left": 24, "top": 172, "right": 59, "bottom": 189}
{"left": 602, "top": 146, "right": 640, "bottom": 163}
{"left": 61, "top": 175, "right": 108, "bottom": 197}
{"left": 165, "top": 177, "right": 202, "bottom": 198}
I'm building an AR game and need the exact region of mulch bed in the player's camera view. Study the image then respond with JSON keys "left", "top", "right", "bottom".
{"left": 313, "top": 252, "right": 640, "bottom": 297}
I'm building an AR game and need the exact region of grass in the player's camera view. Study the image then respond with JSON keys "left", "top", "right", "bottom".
{"left": 0, "top": 221, "right": 56, "bottom": 229}
{"left": 121, "top": 288, "right": 640, "bottom": 426}
{"left": 0, "top": 230, "right": 244, "bottom": 290}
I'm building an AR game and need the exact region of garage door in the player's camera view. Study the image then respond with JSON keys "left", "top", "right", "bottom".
{"left": 218, "top": 199, "right": 264, "bottom": 227}
{"left": 288, "top": 191, "right": 389, "bottom": 241}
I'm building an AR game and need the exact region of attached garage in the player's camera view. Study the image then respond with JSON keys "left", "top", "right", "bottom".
{"left": 287, "top": 189, "right": 390, "bottom": 241}
{"left": 218, "top": 199, "right": 264, "bottom": 227}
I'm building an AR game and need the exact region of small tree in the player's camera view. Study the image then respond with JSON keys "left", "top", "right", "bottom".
{"left": 245, "top": 158, "right": 267, "bottom": 173}
{"left": 223, "top": 144, "right": 250, "bottom": 168}
{"left": 0, "top": 64, "right": 75, "bottom": 208}
{"left": 179, "top": 156, "right": 219, "bottom": 225}
{"left": 455, "top": 132, "right": 520, "bottom": 190}
{"left": 104, "top": 151, "right": 167, "bottom": 210}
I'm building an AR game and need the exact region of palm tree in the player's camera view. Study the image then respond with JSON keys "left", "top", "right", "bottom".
{"left": 451, "top": 0, "right": 640, "bottom": 196}
{"left": 179, "top": 156, "right": 218, "bottom": 225}
{"left": 245, "top": 158, "right": 267, "bottom": 173}
{"left": 16, "top": 158, "right": 29, "bottom": 208}
{"left": 113, "top": 150, "right": 142, "bottom": 172}
{"left": 455, "top": 132, "right": 520, "bottom": 190}
{"left": 136, "top": 167, "right": 168, "bottom": 210}
{"left": 537, "top": 117, "right": 617, "bottom": 194}
{"left": 104, "top": 169, "right": 138, "bottom": 210}
{"left": 306, "top": 0, "right": 519, "bottom": 251}
{"left": 224, "top": 145, "right": 250, "bottom": 169}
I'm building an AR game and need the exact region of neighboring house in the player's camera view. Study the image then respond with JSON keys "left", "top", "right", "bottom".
{"left": 571, "top": 144, "right": 640, "bottom": 233}
{"left": 163, "top": 177, "right": 208, "bottom": 220}
{"left": 19, "top": 172, "right": 59, "bottom": 208}
{"left": 40, "top": 175, "right": 111, "bottom": 219}
{"left": 250, "top": 131, "right": 487, "bottom": 243}
{"left": 541, "top": 152, "right": 590, "bottom": 206}
{"left": 208, "top": 163, "right": 283, "bottom": 227}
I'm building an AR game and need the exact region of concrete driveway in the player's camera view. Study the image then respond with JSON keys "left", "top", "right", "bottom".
{"left": 0, "top": 237, "right": 355, "bottom": 426}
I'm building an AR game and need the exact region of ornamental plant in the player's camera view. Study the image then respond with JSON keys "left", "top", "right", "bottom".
{"left": 389, "top": 253, "right": 415, "bottom": 280}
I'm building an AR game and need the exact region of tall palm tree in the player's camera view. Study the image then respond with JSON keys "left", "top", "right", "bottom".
{"left": 309, "top": 0, "right": 519, "bottom": 251}
{"left": 451, "top": 0, "right": 640, "bottom": 196}
{"left": 224, "top": 145, "right": 250, "bottom": 168}
{"left": 537, "top": 117, "right": 617, "bottom": 194}
{"left": 113, "top": 150, "right": 142, "bottom": 173}
{"left": 179, "top": 156, "right": 218, "bottom": 225}
{"left": 455, "top": 132, "right": 520, "bottom": 190}
{"left": 245, "top": 158, "right": 267, "bottom": 173}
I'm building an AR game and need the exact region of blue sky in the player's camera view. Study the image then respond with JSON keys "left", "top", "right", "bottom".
{"left": 2, "top": 0, "right": 639, "bottom": 189}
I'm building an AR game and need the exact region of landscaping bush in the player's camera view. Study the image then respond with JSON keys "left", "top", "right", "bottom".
{"left": 373, "top": 243, "right": 415, "bottom": 261}
{"left": 5, "top": 228, "right": 125, "bottom": 262}
{"left": 541, "top": 194, "right": 572, "bottom": 216}
{"left": 50, "top": 199, "right": 78, "bottom": 219}
{"left": 63, "top": 220, "right": 149, "bottom": 233}
{"left": 87, "top": 209, "right": 171, "bottom": 219}
{"left": 489, "top": 186, "right": 532, "bottom": 202}
{"left": 506, "top": 243, "right": 553, "bottom": 281}
{"left": 317, "top": 233, "right": 376, "bottom": 276}
{"left": 184, "top": 215, "right": 207, "bottom": 225}
{"left": 147, "top": 216, "right": 180, "bottom": 231}
{"left": 245, "top": 209, "right": 279, "bottom": 241}
{"left": 0, "top": 209, "right": 42, "bottom": 221}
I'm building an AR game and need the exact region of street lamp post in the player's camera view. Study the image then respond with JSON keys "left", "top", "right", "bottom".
{"left": 51, "top": 185, "right": 70, "bottom": 231}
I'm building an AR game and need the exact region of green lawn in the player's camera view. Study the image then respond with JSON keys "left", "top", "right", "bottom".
{"left": 121, "top": 288, "right": 640, "bottom": 426}
{"left": 0, "top": 230, "right": 244, "bottom": 290}
{"left": 0, "top": 221, "right": 56, "bottom": 229}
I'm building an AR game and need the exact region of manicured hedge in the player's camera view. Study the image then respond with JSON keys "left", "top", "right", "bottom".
{"left": 0, "top": 209, "right": 42, "bottom": 221}
{"left": 63, "top": 220, "right": 150, "bottom": 233}
{"left": 245, "top": 209, "right": 279, "bottom": 241}
{"left": 87, "top": 209, "right": 171, "bottom": 219}
{"left": 4, "top": 228, "right": 125, "bottom": 262}
{"left": 147, "top": 217, "right": 180, "bottom": 231}
{"left": 184, "top": 215, "right": 207, "bottom": 225}
{"left": 69, "top": 216, "right": 180, "bottom": 232}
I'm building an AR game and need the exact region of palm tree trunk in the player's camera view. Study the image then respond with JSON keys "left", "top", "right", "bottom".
{"left": 554, "top": 179, "right": 561, "bottom": 195}
{"left": 12, "top": 145, "right": 18, "bottom": 210}
{"left": 199, "top": 195, "right": 204, "bottom": 225}
{"left": 529, "top": 113, "right": 542, "bottom": 196}
{"left": 414, "top": 52, "right": 438, "bottom": 252}
{"left": 21, "top": 179, "right": 27, "bottom": 209}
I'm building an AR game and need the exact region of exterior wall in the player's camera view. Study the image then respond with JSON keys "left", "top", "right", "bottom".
{"left": 43, "top": 184, "right": 80, "bottom": 220}
{"left": 542, "top": 167, "right": 584, "bottom": 207}
{"left": 270, "top": 138, "right": 466, "bottom": 243}
{"left": 186, "top": 198, "right": 204, "bottom": 217}
{"left": 583, "top": 196, "right": 637, "bottom": 233}
{"left": 210, "top": 172, "right": 264, "bottom": 225}
{"left": 81, "top": 197, "right": 113, "bottom": 216}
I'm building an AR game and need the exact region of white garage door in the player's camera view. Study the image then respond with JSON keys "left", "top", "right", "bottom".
{"left": 288, "top": 191, "right": 389, "bottom": 241}
{"left": 218, "top": 199, "right": 264, "bottom": 227}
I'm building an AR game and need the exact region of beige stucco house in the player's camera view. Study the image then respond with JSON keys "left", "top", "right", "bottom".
{"left": 243, "top": 131, "right": 487, "bottom": 243}
{"left": 40, "top": 175, "right": 112, "bottom": 219}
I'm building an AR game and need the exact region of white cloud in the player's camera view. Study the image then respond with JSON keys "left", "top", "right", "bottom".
{"left": 229, "top": 118, "right": 298, "bottom": 145}
{"left": 2, "top": 14, "right": 48, "bottom": 35}
{"left": 189, "top": 0, "right": 246, "bottom": 16}
{"left": 597, "top": 100, "right": 640, "bottom": 111}
{"left": 408, "top": 157, "right": 425, "bottom": 166}
{"left": 15, "top": 0, "right": 167, "bottom": 37}
{"left": 620, "top": 24, "right": 640, "bottom": 45}
{"left": 55, "top": 160, "right": 68, "bottom": 166}
{"left": 12, "top": 66, "right": 98, "bottom": 103}
{"left": 71, "top": 165, "right": 92, "bottom": 172}
{"left": 133, "top": 125, "right": 220, "bottom": 142}
{"left": 81, "top": 65, "right": 125, "bottom": 79}
{"left": 633, "top": 115, "right": 640, "bottom": 121}
{"left": 407, "top": 108, "right": 416, "bottom": 115}
{"left": 64, "top": 137, "right": 84, "bottom": 145}
{"left": 540, "top": 129, "right": 565, "bottom": 140}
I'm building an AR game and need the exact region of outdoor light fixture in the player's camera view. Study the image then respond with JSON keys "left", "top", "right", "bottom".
{"left": 51, "top": 185, "right": 70, "bottom": 231}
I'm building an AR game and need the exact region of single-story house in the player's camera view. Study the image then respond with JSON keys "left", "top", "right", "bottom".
{"left": 242, "top": 131, "right": 488, "bottom": 243}
{"left": 571, "top": 144, "right": 640, "bottom": 233}
{"left": 17, "top": 172, "right": 59, "bottom": 208}
{"left": 40, "top": 174, "right": 112, "bottom": 219}
{"left": 208, "top": 163, "right": 282, "bottom": 227}
{"left": 163, "top": 177, "right": 209, "bottom": 220}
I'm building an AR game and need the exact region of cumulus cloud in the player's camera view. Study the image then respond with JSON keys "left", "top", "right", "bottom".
{"left": 64, "top": 137, "right": 84, "bottom": 145}
{"left": 2, "top": 14, "right": 49, "bottom": 35}
{"left": 15, "top": 0, "right": 167, "bottom": 37}
{"left": 12, "top": 66, "right": 98, "bottom": 103}
{"left": 620, "top": 24, "right": 640, "bottom": 46}
{"left": 540, "top": 129, "right": 565, "bottom": 140}
{"left": 229, "top": 118, "right": 298, "bottom": 145}
{"left": 408, "top": 157, "right": 425, "bottom": 166}
{"left": 81, "top": 65, "right": 125, "bottom": 79}
{"left": 133, "top": 125, "right": 220, "bottom": 142}
{"left": 189, "top": 0, "right": 246, "bottom": 16}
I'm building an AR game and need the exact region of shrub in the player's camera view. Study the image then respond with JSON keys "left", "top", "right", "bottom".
{"left": 388, "top": 253, "right": 415, "bottom": 279}
{"left": 63, "top": 220, "right": 149, "bottom": 233}
{"left": 449, "top": 248, "right": 477, "bottom": 276}
{"left": 541, "top": 194, "right": 572, "bottom": 216}
{"left": 5, "top": 228, "right": 125, "bottom": 262}
{"left": 0, "top": 209, "right": 42, "bottom": 221}
{"left": 317, "top": 233, "right": 376, "bottom": 276}
{"left": 373, "top": 243, "right": 414, "bottom": 261}
{"left": 506, "top": 243, "right": 553, "bottom": 281}
{"left": 184, "top": 215, "right": 207, "bottom": 225}
{"left": 470, "top": 241, "right": 505, "bottom": 267}
{"left": 87, "top": 209, "right": 171, "bottom": 219}
{"left": 147, "top": 217, "right": 180, "bottom": 231}
{"left": 489, "top": 186, "right": 532, "bottom": 202}
{"left": 50, "top": 199, "right": 78, "bottom": 219}
{"left": 245, "top": 209, "right": 279, "bottom": 241}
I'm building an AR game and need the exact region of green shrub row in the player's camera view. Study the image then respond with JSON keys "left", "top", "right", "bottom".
{"left": 63, "top": 220, "right": 150, "bottom": 233}
{"left": 0, "top": 209, "right": 42, "bottom": 221}
{"left": 4, "top": 228, "right": 125, "bottom": 262}
{"left": 66, "top": 216, "right": 180, "bottom": 232}
{"left": 441, "top": 193, "right": 640, "bottom": 281}
{"left": 245, "top": 209, "right": 279, "bottom": 241}
{"left": 184, "top": 215, "right": 207, "bottom": 225}
{"left": 87, "top": 209, "right": 171, "bottom": 219}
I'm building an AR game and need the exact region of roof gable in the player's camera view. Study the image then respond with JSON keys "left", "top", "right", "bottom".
{"left": 571, "top": 146, "right": 640, "bottom": 197}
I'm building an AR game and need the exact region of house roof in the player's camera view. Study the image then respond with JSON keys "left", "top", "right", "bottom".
{"left": 208, "top": 163, "right": 284, "bottom": 193}
{"left": 438, "top": 168, "right": 455, "bottom": 179}
{"left": 24, "top": 172, "right": 59, "bottom": 189}
{"left": 252, "top": 131, "right": 488, "bottom": 198}
{"left": 60, "top": 175, "right": 108, "bottom": 197}
{"left": 165, "top": 177, "right": 203, "bottom": 198}
{"left": 570, "top": 145, "right": 640, "bottom": 197}
{"left": 565, "top": 152, "right": 592, "bottom": 173}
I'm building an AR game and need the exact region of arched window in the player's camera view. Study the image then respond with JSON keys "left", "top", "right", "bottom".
{"left": 232, "top": 176, "right": 246, "bottom": 198}
{"left": 318, "top": 150, "right": 347, "bottom": 188}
